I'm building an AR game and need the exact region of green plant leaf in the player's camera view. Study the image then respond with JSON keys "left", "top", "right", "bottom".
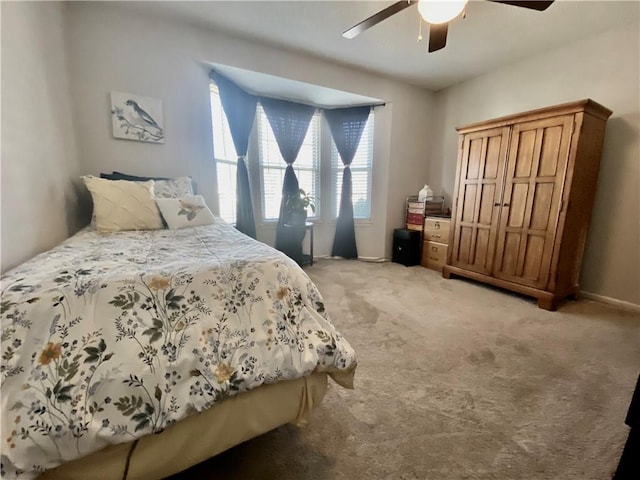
{"left": 1, "top": 300, "right": 16, "bottom": 314}
{"left": 134, "top": 418, "right": 150, "bottom": 432}
{"left": 132, "top": 412, "right": 148, "bottom": 422}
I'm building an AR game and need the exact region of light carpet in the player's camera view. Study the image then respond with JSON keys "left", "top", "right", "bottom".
{"left": 168, "top": 259, "right": 639, "bottom": 480}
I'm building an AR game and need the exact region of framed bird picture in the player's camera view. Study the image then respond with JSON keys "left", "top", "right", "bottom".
{"left": 110, "top": 91, "right": 165, "bottom": 143}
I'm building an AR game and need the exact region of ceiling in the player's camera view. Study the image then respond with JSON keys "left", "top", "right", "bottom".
{"left": 119, "top": 0, "right": 639, "bottom": 91}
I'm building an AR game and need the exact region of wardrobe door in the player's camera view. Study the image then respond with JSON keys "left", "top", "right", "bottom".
{"left": 450, "top": 127, "right": 510, "bottom": 275}
{"left": 492, "top": 115, "right": 573, "bottom": 289}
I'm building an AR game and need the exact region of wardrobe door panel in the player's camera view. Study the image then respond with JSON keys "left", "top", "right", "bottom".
{"left": 493, "top": 115, "right": 573, "bottom": 288}
{"left": 501, "top": 232, "right": 521, "bottom": 276}
{"left": 461, "top": 184, "right": 478, "bottom": 222}
{"left": 450, "top": 127, "right": 510, "bottom": 275}
{"left": 530, "top": 183, "right": 554, "bottom": 230}
{"left": 508, "top": 183, "right": 529, "bottom": 228}
{"left": 478, "top": 184, "right": 496, "bottom": 224}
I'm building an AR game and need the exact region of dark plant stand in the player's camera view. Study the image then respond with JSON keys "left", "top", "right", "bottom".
{"left": 280, "top": 222, "right": 314, "bottom": 267}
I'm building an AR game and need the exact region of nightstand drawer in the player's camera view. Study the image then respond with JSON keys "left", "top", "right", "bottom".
{"left": 423, "top": 218, "right": 451, "bottom": 243}
{"left": 421, "top": 241, "right": 448, "bottom": 271}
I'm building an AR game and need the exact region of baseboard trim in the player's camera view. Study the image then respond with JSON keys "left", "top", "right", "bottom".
{"left": 313, "top": 255, "right": 388, "bottom": 263}
{"left": 357, "top": 256, "right": 387, "bottom": 263}
{"left": 580, "top": 291, "right": 640, "bottom": 313}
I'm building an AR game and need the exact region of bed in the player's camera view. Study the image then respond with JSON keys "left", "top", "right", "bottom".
{"left": 0, "top": 220, "right": 357, "bottom": 479}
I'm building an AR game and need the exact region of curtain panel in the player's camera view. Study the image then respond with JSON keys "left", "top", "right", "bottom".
{"left": 210, "top": 72, "right": 258, "bottom": 239}
{"left": 324, "top": 106, "right": 372, "bottom": 259}
{"left": 260, "top": 97, "right": 316, "bottom": 251}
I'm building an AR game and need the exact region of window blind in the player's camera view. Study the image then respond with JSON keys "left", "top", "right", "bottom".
{"left": 257, "top": 105, "right": 320, "bottom": 221}
{"left": 210, "top": 84, "right": 238, "bottom": 224}
{"left": 331, "top": 111, "right": 374, "bottom": 219}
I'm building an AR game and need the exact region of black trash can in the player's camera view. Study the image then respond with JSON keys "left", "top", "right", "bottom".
{"left": 392, "top": 228, "right": 421, "bottom": 266}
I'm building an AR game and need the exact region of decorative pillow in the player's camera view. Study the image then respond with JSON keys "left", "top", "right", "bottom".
{"left": 100, "top": 172, "right": 171, "bottom": 181}
{"left": 155, "top": 195, "right": 215, "bottom": 230}
{"left": 153, "top": 177, "right": 194, "bottom": 198}
{"left": 101, "top": 172, "right": 195, "bottom": 198}
{"left": 82, "top": 176, "right": 164, "bottom": 232}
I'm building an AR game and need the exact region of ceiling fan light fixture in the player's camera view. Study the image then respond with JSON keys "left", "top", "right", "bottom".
{"left": 417, "top": 0, "right": 468, "bottom": 24}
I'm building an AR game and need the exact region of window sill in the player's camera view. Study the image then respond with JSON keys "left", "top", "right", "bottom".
{"left": 258, "top": 220, "right": 278, "bottom": 229}
{"left": 265, "top": 219, "right": 372, "bottom": 226}
{"left": 257, "top": 218, "right": 371, "bottom": 228}
{"left": 325, "top": 219, "right": 373, "bottom": 227}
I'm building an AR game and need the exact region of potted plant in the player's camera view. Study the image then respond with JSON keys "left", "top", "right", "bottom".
{"left": 285, "top": 188, "right": 315, "bottom": 225}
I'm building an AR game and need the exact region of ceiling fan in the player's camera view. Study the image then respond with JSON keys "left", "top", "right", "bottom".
{"left": 343, "top": 0, "right": 555, "bottom": 53}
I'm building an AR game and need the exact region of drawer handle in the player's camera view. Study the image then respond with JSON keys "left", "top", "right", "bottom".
{"left": 435, "top": 223, "right": 440, "bottom": 229}
{"left": 428, "top": 256, "right": 439, "bottom": 261}
{"left": 431, "top": 247, "right": 438, "bottom": 252}
{"left": 431, "top": 234, "right": 441, "bottom": 238}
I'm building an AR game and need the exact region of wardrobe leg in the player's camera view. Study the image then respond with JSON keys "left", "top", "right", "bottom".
{"left": 537, "top": 296, "right": 558, "bottom": 311}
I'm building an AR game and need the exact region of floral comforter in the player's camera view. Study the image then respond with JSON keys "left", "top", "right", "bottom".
{"left": 0, "top": 221, "right": 356, "bottom": 479}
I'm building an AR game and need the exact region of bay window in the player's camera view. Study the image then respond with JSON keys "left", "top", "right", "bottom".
{"left": 209, "top": 83, "right": 238, "bottom": 224}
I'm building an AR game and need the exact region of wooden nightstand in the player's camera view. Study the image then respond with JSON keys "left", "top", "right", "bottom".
{"left": 421, "top": 216, "right": 451, "bottom": 272}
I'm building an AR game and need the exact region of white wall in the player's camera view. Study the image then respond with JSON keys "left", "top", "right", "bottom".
{"left": 10, "top": 2, "right": 632, "bottom": 304}
{"left": 429, "top": 21, "right": 640, "bottom": 305}
{"left": 0, "top": 1, "right": 84, "bottom": 273}
{"left": 64, "top": 2, "right": 434, "bottom": 260}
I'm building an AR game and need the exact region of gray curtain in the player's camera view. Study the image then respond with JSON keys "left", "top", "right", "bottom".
{"left": 324, "top": 106, "right": 372, "bottom": 259}
{"left": 210, "top": 72, "right": 257, "bottom": 238}
{"left": 260, "top": 97, "right": 316, "bottom": 251}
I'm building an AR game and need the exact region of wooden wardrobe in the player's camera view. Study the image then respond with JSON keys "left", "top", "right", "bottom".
{"left": 443, "top": 99, "right": 612, "bottom": 310}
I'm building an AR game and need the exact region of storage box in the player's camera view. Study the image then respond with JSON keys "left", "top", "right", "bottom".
{"left": 424, "top": 196, "right": 445, "bottom": 215}
{"left": 406, "top": 212, "right": 424, "bottom": 224}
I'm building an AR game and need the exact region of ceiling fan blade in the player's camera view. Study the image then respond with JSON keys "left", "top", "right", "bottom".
{"left": 488, "top": 1, "right": 554, "bottom": 11}
{"left": 343, "top": 1, "right": 417, "bottom": 39}
{"left": 428, "top": 23, "right": 448, "bottom": 53}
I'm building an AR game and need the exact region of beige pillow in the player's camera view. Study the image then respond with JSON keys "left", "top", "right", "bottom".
{"left": 155, "top": 195, "right": 215, "bottom": 230}
{"left": 82, "top": 176, "right": 164, "bottom": 232}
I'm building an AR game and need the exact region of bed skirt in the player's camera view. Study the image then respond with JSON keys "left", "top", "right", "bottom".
{"left": 38, "top": 372, "right": 330, "bottom": 480}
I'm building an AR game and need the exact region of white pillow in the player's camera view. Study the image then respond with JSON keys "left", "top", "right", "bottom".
{"left": 153, "top": 176, "right": 194, "bottom": 198}
{"left": 82, "top": 176, "right": 164, "bottom": 232}
{"left": 155, "top": 195, "right": 215, "bottom": 230}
